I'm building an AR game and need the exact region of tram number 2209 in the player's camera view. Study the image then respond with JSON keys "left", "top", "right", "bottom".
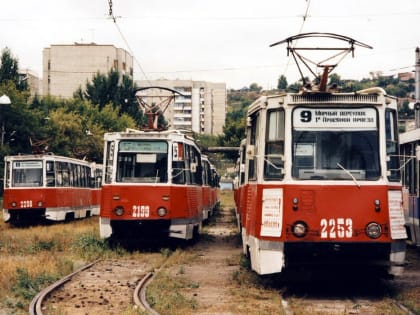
{"left": 132, "top": 205, "right": 150, "bottom": 218}
{"left": 320, "top": 218, "right": 353, "bottom": 238}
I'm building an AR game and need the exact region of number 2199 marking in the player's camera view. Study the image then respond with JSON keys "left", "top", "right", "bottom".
{"left": 320, "top": 218, "right": 353, "bottom": 238}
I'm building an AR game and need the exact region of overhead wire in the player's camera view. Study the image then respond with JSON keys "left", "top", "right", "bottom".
{"left": 107, "top": 0, "right": 152, "bottom": 85}
{"left": 280, "top": 0, "right": 311, "bottom": 82}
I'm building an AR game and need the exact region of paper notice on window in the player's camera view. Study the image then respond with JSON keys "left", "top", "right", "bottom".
{"left": 261, "top": 188, "right": 283, "bottom": 237}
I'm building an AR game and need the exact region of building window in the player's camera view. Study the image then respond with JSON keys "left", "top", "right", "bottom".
{"left": 113, "top": 60, "right": 118, "bottom": 70}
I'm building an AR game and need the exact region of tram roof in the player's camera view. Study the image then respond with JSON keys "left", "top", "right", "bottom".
{"left": 247, "top": 87, "right": 396, "bottom": 116}
{"left": 104, "top": 128, "right": 199, "bottom": 147}
{"left": 400, "top": 128, "right": 420, "bottom": 145}
{"left": 4, "top": 153, "right": 92, "bottom": 165}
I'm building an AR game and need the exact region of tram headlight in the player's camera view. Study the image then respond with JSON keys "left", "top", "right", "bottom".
{"left": 113, "top": 206, "right": 125, "bottom": 216}
{"left": 366, "top": 222, "right": 382, "bottom": 239}
{"left": 37, "top": 201, "right": 43, "bottom": 207}
{"left": 157, "top": 207, "right": 167, "bottom": 217}
{"left": 11, "top": 201, "right": 17, "bottom": 207}
{"left": 292, "top": 221, "right": 308, "bottom": 238}
{"left": 292, "top": 197, "right": 299, "bottom": 211}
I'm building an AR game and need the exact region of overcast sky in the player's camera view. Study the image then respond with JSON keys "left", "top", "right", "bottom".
{"left": 1, "top": 0, "right": 419, "bottom": 89}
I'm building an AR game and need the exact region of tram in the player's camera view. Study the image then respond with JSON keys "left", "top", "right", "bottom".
{"left": 99, "top": 129, "right": 204, "bottom": 240}
{"left": 236, "top": 33, "right": 407, "bottom": 276}
{"left": 400, "top": 128, "right": 420, "bottom": 247}
{"left": 99, "top": 86, "right": 215, "bottom": 241}
{"left": 3, "top": 154, "right": 98, "bottom": 224}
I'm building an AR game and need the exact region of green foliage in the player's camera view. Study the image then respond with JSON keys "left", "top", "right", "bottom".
{"left": 249, "top": 82, "right": 262, "bottom": 93}
{"left": 71, "top": 233, "right": 111, "bottom": 258}
{"left": 0, "top": 47, "right": 28, "bottom": 91}
{"left": 12, "top": 268, "right": 58, "bottom": 301}
{"left": 277, "top": 74, "right": 288, "bottom": 90}
{"left": 77, "top": 69, "right": 145, "bottom": 127}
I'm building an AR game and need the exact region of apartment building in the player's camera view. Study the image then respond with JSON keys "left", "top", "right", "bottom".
{"left": 43, "top": 43, "right": 133, "bottom": 98}
{"left": 18, "top": 69, "right": 40, "bottom": 97}
{"left": 137, "top": 79, "right": 226, "bottom": 135}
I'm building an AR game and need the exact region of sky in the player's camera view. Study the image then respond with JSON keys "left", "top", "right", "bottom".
{"left": 1, "top": 0, "right": 419, "bottom": 90}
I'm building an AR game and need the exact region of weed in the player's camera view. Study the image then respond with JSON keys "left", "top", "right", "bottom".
{"left": 147, "top": 271, "right": 198, "bottom": 314}
{"left": 30, "top": 239, "right": 56, "bottom": 252}
{"left": 160, "top": 247, "right": 173, "bottom": 258}
{"left": 12, "top": 267, "right": 58, "bottom": 301}
{"left": 178, "top": 266, "right": 185, "bottom": 274}
{"left": 71, "top": 233, "right": 110, "bottom": 258}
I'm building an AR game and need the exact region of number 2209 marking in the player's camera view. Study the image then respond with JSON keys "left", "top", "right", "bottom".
{"left": 320, "top": 218, "right": 353, "bottom": 238}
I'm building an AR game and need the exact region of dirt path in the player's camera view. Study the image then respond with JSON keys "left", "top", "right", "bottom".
{"left": 168, "top": 206, "right": 242, "bottom": 314}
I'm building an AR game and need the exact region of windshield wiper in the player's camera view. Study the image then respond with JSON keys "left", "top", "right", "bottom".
{"left": 336, "top": 163, "right": 361, "bottom": 188}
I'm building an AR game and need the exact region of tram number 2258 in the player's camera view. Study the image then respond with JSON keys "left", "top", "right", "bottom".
{"left": 320, "top": 218, "right": 353, "bottom": 238}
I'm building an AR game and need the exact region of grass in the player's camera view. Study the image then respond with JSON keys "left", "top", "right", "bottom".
{"left": 146, "top": 249, "right": 201, "bottom": 315}
{"left": 2, "top": 191, "right": 420, "bottom": 314}
{"left": 0, "top": 207, "right": 165, "bottom": 314}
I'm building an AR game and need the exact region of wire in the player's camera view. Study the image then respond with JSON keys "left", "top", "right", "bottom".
{"left": 282, "top": 0, "right": 311, "bottom": 80}
{"left": 107, "top": 0, "right": 152, "bottom": 85}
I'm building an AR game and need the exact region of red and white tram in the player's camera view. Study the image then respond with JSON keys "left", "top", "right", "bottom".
{"left": 237, "top": 87, "right": 407, "bottom": 276}
{"left": 3, "top": 154, "right": 98, "bottom": 224}
{"left": 237, "top": 33, "right": 407, "bottom": 276}
{"left": 99, "top": 129, "right": 204, "bottom": 240}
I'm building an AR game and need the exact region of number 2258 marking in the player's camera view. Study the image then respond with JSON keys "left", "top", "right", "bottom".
{"left": 320, "top": 218, "right": 353, "bottom": 238}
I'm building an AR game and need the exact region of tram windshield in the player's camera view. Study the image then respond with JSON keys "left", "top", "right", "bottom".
{"left": 11, "top": 160, "right": 43, "bottom": 187}
{"left": 292, "top": 107, "right": 380, "bottom": 181}
{"left": 116, "top": 140, "right": 168, "bottom": 183}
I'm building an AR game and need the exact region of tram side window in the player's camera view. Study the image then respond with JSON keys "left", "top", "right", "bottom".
{"left": 247, "top": 113, "right": 259, "bottom": 180}
{"left": 240, "top": 144, "right": 246, "bottom": 185}
{"left": 184, "top": 145, "right": 192, "bottom": 185}
{"left": 264, "top": 109, "right": 285, "bottom": 180}
{"left": 202, "top": 161, "right": 209, "bottom": 186}
{"left": 190, "top": 147, "right": 202, "bottom": 185}
{"left": 68, "top": 163, "right": 74, "bottom": 186}
{"left": 5, "top": 161, "right": 10, "bottom": 188}
{"left": 90, "top": 167, "right": 101, "bottom": 188}
{"left": 46, "top": 161, "right": 55, "bottom": 186}
{"left": 83, "top": 166, "right": 89, "bottom": 187}
{"left": 78, "top": 165, "right": 83, "bottom": 187}
{"left": 172, "top": 142, "right": 185, "bottom": 184}
{"left": 105, "top": 141, "right": 114, "bottom": 184}
{"left": 56, "top": 162, "right": 70, "bottom": 187}
{"left": 386, "top": 109, "right": 401, "bottom": 182}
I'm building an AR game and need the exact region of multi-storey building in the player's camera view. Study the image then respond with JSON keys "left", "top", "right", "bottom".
{"left": 42, "top": 43, "right": 133, "bottom": 98}
{"left": 18, "top": 69, "right": 40, "bottom": 97}
{"left": 137, "top": 79, "right": 226, "bottom": 135}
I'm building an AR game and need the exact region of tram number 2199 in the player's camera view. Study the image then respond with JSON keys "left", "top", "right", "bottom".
{"left": 132, "top": 205, "right": 150, "bottom": 218}
{"left": 320, "top": 218, "right": 353, "bottom": 238}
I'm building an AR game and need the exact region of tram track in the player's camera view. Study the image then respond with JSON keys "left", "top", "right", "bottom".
{"left": 29, "top": 259, "right": 160, "bottom": 315}
{"left": 279, "top": 273, "right": 420, "bottom": 315}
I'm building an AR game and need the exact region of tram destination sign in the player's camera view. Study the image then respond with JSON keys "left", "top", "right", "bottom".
{"left": 293, "top": 107, "right": 377, "bottom": 129}
{"left": 119, "top": 141, "right": 168, "bottom": 153}
{"left": 13, "top": 161, "right": 43, "bottom": 169}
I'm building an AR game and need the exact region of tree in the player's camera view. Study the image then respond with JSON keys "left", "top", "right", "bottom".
{"left": 277, "top": 75, "right": 288, "bottom": 90}
{"left": 249, "top": 82, "right": 262, "bottom": 93}
{"left": 0, "top": 47, "right": 27, "bottom": 91}
{"left": 329, "top": 73, "right": 342, "bottom": 86}
{"left": 76, "top": 70, "right": 145, "bottom": 127}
